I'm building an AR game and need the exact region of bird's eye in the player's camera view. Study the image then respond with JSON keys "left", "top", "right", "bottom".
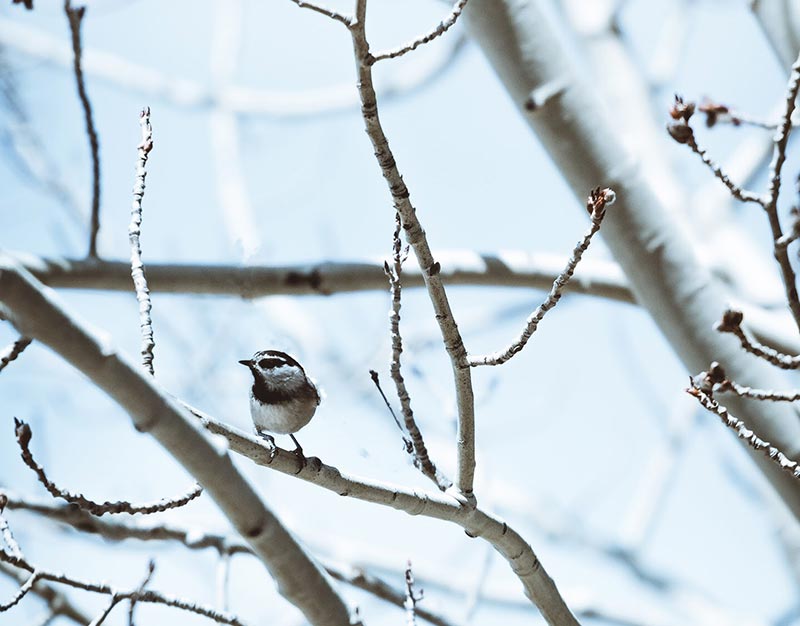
{"left": 258, "top": 357, "right": 285, "bottom": 369}
{"left": 258, "top": 359, "right": 270, "bottom": 368}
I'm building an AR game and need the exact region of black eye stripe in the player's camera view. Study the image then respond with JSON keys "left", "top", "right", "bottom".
{"left": 258, "top": 357, "right": 287, "bottom": 369}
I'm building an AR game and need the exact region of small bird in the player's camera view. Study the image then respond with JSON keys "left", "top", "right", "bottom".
{"left": 239, "top": 350, "right": 321, "bottom": 458}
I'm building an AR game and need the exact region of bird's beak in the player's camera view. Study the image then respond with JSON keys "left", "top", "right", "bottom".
{"left": 238, "top": 359, "right": 253, "bottom": 368}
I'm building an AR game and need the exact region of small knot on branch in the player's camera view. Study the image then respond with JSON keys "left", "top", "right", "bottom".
{"left": 716, "top": 308, "right": 744, "bottom": 333}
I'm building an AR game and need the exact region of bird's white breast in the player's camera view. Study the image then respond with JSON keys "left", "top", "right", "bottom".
{"left": 249, "top": 393, "right": 317, "bottom": 435}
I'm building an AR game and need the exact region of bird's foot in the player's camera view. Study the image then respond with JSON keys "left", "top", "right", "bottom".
{"left": 255, "top": 430, "right": 279, "bottom": 461}
{"left": 289, "top": 434, "right": 307, "bottom": 471}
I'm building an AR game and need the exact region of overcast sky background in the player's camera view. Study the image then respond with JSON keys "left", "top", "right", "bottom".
{"left": 0, "top": 1, "right": 798, "bottom": 625}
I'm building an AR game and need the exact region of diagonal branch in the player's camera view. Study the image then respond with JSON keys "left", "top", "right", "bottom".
{"left": 0, "top": 255, "right": 357, "bottom": 626}
{"left": 716, "top": 308, "right": 800, "bottom": 369}
{"left": 686, "top": 378, "right": 800, "bottom": 480}
{"left": 372, "top": 0, "right": 469, "bottom": 62}
{"left": 0, "top": 336, "right": 31, "bottom": 373}
{"left": 189, "top": 403, "right": 580, "bottom": 626}
{"left": 469, "top": 188, "right": 613, "bottom": 366}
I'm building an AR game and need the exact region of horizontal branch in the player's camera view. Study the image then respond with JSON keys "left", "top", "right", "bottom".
{"left": 2, "top": 491, "right": 456, "bottom": 626}
{"left": 18, "top": 252, "right": 633, "bottom": 299}
{"left": 18, "top": 253, "right": 800, "bottom": 356}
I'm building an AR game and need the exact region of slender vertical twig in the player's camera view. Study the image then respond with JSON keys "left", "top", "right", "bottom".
{"left": 763, "top": 50, "right": 800, "bottom": 332}
{"left": 64, "top": 1, "right": 101, "bottom": 258}
{"left": 129, "top": 108, "right": 156, "bottom": 376}
{"left": 404, "top": 562, "right": 422, "bottom": 626}
{"left": 127, "top": 560, "right": 155, "bottom": 626}
{"left": 386, "top": 214, "right": 452, "bottom": 491}
{"left": 346, "top": 0, "right": 476, "bottom": 500}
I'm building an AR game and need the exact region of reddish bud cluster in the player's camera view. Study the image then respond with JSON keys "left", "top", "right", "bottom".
{"left": 586, "top": 187, "right": 616, "bottom": 219}
{"left": 667, "top": 95, "right": 696, "bottom": 145}
{"left": 698, "top": 99, "right": 734, "bottom": 128}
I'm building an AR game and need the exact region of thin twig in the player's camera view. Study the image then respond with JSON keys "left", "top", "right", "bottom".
{"left": 695, "top": 360, "right": 800, "bottom": 402}
{"left": 0, "top": 336, "right": 31, "bottom": 373}
{"left": 0, "top": 495, "right": 22, "bottom": 558}
{"left": 698, "top": 99, "right": 779, "bottom": 130}
{"left": 129, "top": 107, "right": 156, "bottom": 376}
{"left": 0, "top": 562, "right": 91, "bottom": 624}
{"left": 288, "top": 0, "right": 351, "bottom": 26}
{"left": 469, "top": 188, "right": 614, "bottom": 366}
{"left": 372, "top": 0, "right": 468, "bottom": 62}
{"left": 0, "top": 569, "right": 39, "bottom": 611}
{"left": 686, "top": 379, "right": 800, "bottom": 480}
{"left": 716, "top": 308, "right": 800, "bottom": 369}
{"left": 127, "top": 560, "right": 155, "bottom": 626}
{"left": 14, "top": 418, "right": 203, "bottom": 516}
{"left": 369, "top": 369, "right": 413, "bottom": 452}
{"left": 64, "top": 1, "right": 101, "bottom": 258}
{"left": 404, "top": 561, "right": 422, "bottom": 626}
{"left": 0, "top": 549, "right": 247, "bottom": 625}
{"left": 88, "top": 594, "right": 122, "bottom": 626}
{"left": 668, "top": 96, "right": 762, "bottom": 204}
{"left": 385, "top": 214, "right": 452, "bottom": 490}
{"left": 763, "top": 50, "right": 800, "bottom": 332}
{"left": 340, "top": 0, "right": 477, "bottom": 500}
{"left": 686, "top": 137, "right": 764, "bottom": 204}
{"left": 2, "top": 492, "right": 456, "bottom": 626}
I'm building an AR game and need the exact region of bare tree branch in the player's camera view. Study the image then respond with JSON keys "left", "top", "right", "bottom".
{"left": 1, "top": 550, "right": 246, "bottom": 625}
{"left": 763, "top": 50, "right": 800, "bottom": 332}
{"left": 463, "top": 0, "right": 800, "bottom": 521}
{"left": 0, "top": 562, "right": 92, "bottom": 624}
{"left": 129, "top": 107, "right": 155, "bottom": 376}
{"left": 0, "top": 255, "right": 358, "bottom": 626}
{"left": 64, "top": 1, "right": 101, "bottom": 258}
{"left": 716, "top": 308, "right": 800, "bottom": 369}
{"left": 372, "top": 0, "right": 468, "bottom": 62}
{"left": 189, "top": 402, "right": 580, "bottom": 626}
{"left": 385, "top": 215, "right": 451, "bottom": 490}
{"left": 3, "top": 490, "right": 457, "bottom": 626}
{"left": 323, "top": 0, "right": 478, "bottom": 501}
{"left": 0, "top": 336, "right": 31, "bottom": 373}
{"left": 14, "top": 418, "right": 203, "bottom": 516}
{"left": 468, "top": 188, "right": 613, "bottom": 366}
{"left": 686, "top": 378, "right": 800, "bottom": 480}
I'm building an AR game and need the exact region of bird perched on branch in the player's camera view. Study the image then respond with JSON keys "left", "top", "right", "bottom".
{"left": 239, "top": 350, "right": 321, "bottom": 459}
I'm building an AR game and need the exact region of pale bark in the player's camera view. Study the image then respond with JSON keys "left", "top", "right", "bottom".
{"left": 0, "top": 255, "right": 356, "bottom": 626}
{"left": 464, "top": 0, "right": 800, "bottom": 519}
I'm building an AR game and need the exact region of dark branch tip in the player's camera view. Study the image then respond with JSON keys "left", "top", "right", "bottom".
{"left": 717, "top": 308, "right": 744, "bottom": 332}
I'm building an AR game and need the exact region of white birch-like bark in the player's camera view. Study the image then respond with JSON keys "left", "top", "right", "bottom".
{"left": 464, "top": 0, "right": 800, "bottom": 519}
{"left": 0, "top": 256, "right": 356, "bottom": 626}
